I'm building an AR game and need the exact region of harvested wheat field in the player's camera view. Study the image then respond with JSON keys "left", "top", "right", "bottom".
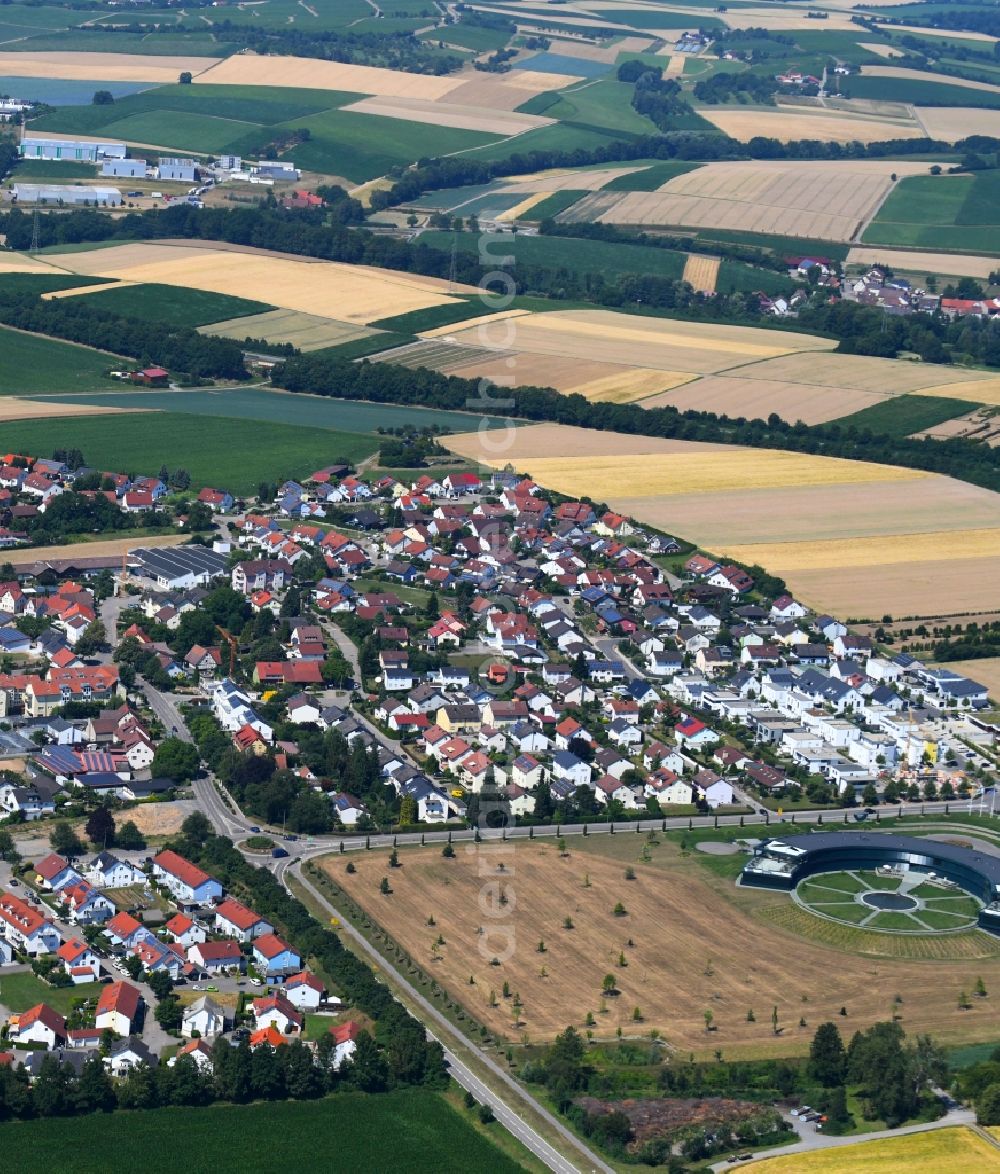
{"left": 727, "top": 351, "right": 1000, "bottom": 402}
{"left": 751, "top": 1127, "right": 1000, "bottom": 1174}
{"left": 509, "top": 451, "right": 923, "bottom": 498}
{"left": 200, "top": 308, "right": 376, "bottom": 351}
{"left": 0, "top": 398, "right": 134, "bottom": 422}
{"left": 848, "top": 246, "right": 999, "bottom": 280}
{"left": 326, "top": 839, "right": 1000, "bottom": 1055}
{"left": 449, "top": 70, "right": 584, "bottom": 108}
{"left": 197, "top": 54, "right": 460, "bottom": 99}
{"left": 61, "top": 243, "right": 469, "bottom": 325}
{"left": 858, "top": 41, "right": 906, "bottom": 58}
{"left": 0, "top": 52, "right": 217, "bottom": 83}
{"left": 443, "top": 309, "right": 834, "bottom": 375}
{"left": 682, "top": 253, "right": 719, "bottom": 293}
{"left": 340, "top": 95, "right": 551, "bottom": 136}
{"left": 626, "top": 475, "right": 1000, "bottom": 546}
{"left": 699, "top": 106, "right": 924, "bottom": 145}
{"left": 496, "top": 192, "right": 556, "bottom": 222}
{"left": 915, "top": 106, "right": 1000, "bottom": 143}
{"left": 498, "top": 166, "right": 652, "bottom": 192}
{"left": 442, "top": 350, "right": 690, "bottom": 399}
{"left": 448, "top": 422, "right": 1000, "bottom": 617}
{"left": 7, "top": 534, "right": 186, "bottom": 567}
{"left": 645, "top": 373, "right": 887, "bottom": 424}
{"left": 560, "top": 160, "right": 926, "bottom": 241}
{"left": 0, "top": 253, "right": 73, "bottom": 277}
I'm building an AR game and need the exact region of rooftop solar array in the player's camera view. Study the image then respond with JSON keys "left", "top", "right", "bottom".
{"left": 131, "top": 546, "right": 227, "bottom": 581}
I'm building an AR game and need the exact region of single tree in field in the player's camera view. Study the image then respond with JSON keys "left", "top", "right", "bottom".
{"left": 49, "top": 821, "right": 84, "bottom": 858}
{"left": 976, "top": 976, "right": 988, "bottom": 998}
{"left": 771, "top": 1005, "right": 780, "bottom": 1035}
{"left": 379, "top": 877, "right": 391, "bottom": 895}
{"left": 85, "top": 805, "right": 115, "bottom": 848}
{"left": 602, "top": 973, "right": 617, "bottom": 996}
{"left": 808, "top": 1022, "right": 847, "bottom": 1087}
{"left": 704, "top": 1009, "right": 714, "bottom": 1032}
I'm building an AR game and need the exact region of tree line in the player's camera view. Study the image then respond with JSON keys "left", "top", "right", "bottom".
{"left": 272, "top": 344, "right": 1000, "bottom": 494}
{"left": 0, "top": 286, "right": 248, "bottom": 381}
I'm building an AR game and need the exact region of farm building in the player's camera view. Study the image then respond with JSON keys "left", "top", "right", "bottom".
{"left": 253, "top": 160, "right": 298, "bottom": 181}
{"left": 131, "top": 546, "right": 228, "bottom": 590}
{"left": 19, "top": 137, "right": 125, "bottom": 162}
{"left": 11, "top": 184, "right": 122, "bottom": 207}
{"left": 157, "top": 157, "right": 197, "bottom": 182}
{"left": 102, "top": 158, "right": 147, "bottom": 179}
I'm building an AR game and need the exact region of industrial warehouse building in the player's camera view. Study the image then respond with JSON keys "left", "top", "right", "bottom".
{"left": 130, "top": 546, "right": 228, "bottom": 590}
{"left": 19, "top": 137, "right": 126, "bottom": 162}
{"left": 157, "top": 157, "right": 197, "bottom": 182}
{"left": 102, "top": 158, "right": 146, "bottom": 179}
{"left": 12, "top": 184, "right": 122, "bottom": 206}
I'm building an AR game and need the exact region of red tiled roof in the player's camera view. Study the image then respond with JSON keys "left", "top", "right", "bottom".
{"left": 153, "top": 849, "right": 214, "bottom": 891}
{"left": 215, "top": 898, "right": 265, "bottom": 932}
{"left": 97, "top": 980, "right": 141, "bottom": 1020}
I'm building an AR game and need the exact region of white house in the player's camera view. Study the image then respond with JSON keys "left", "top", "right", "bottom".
{"left": 182, "top": 995, "right": 226, "bottom": 1039}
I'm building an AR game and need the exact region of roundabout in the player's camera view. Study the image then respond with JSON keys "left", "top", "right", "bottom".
{"left": 793, "top": 869, "right": 982, "bottom": 933}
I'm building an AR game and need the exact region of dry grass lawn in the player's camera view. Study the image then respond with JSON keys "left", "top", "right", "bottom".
{"left": 61, "top": 243, "right": 469, "bottom": 324}
{"left": 750, "top": 1127, "right": 1000, "bottom": 1174}
{"left": 682, "top": 253, "right": 719, "bottom": 293}
{"left": 327, "top": 838, "right": 1000, "bottom": 1055}
{"left": 698, "top": 106, "right": 923, "bottom": 144}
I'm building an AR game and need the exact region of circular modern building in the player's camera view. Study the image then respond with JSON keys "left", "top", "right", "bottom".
{"left": 740, "top": 831, "right": 1000, "bottom": 934}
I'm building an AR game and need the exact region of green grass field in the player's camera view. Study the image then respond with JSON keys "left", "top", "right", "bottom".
{"left": 0, "top": 970, "right": 103, "bottom": 1014}
{"left": 845, "top": 74, "right": 1000, "bottom": 109}
{"left": 420, "top": 228, "right": 689, "bottom": 281}
{"left": 370, "top": 298, "right": 504, "bottom": 334}
{"left": 76, "top": 284, "right": 274, "bottom": 330}
{"left": 0, "top": 1090, "right": 528, "bottom": 1174}
{"left": 0, "top": 412, "right": 378, "bottom": 493}
{"left": 0, "top": 273, "right": 113, "bottom": 297}
{"left": 0, "top": 326, "right": 122, "bottom": 394}
{"left": 263, "top": 109, "right": 499, "bottom": 183}
{"left": 518, "top": 77, "right": 658, "bottom": 135}
{"left": 836, "top": 394, "right": 981, "bottom": 436}
{"left": 603, "top": 161, "right": 702, "bottom": 191}
{"left": 28, "top": 387, "right": 489, "bottom": 439}
{"left": 863, "top": 171, "right": 1000, "bottom": 253}
{"left": 527, "top": 191, "right": 587, "bottom": 220}
{"left": 694, "top": 229, "right": 850, "bottom": 262}
{"left": 29, "top": 83, "right": 495, "bottom": 181}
